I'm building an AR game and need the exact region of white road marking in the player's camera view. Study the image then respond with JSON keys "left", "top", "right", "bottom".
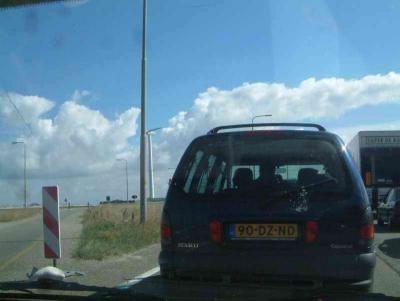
{"left": 136, "top": 266, "right": 160, "bottom": 279}
{"left": 121, "top": 266, "right": 160, "bottom": 287}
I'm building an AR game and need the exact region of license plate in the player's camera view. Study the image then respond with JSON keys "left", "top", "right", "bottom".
{"left": 229, "top": 223, "right": 298, "bottom": 240}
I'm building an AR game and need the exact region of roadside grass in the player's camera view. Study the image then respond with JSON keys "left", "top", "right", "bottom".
{"left": 74, "top": 203, "right": 163, "bottom": 260}
{"left": 0, "top": 207, "right": 41, "bottom": 222}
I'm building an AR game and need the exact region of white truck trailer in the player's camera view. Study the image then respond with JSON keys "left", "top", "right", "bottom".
{"left": 347, "top": 131, "right": 400, "bottom": 211}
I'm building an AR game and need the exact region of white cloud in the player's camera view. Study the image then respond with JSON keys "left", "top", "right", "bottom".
{"left": 70, "top": 90, "right": 91, "bottom": 102}
{"left": 27, "top": 101, "right": 140, "bottom": 178}
{"left": 3, "top": 72, "right": 400, "bottom": 205}
{"left": 163, "top": 72, "right": 400, "bottom": 138}
{"left": 0, "top": 92, "right": 140, "bottom": 204}
{"left": 0, "top": 92, "right": 54, "bottom": 125}
{"left": 156, "top": 72, "right": 400, "bottom": 174}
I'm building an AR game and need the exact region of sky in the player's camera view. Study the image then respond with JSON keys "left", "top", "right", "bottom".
{"left": 1, "top": 0, "right": 400, "bottom": 206}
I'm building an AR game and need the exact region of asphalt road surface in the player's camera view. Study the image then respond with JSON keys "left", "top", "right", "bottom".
{"left": 0, "top": 208, "right": 85, "bottom": 279}
{"left": 0, "top": 211, "right": 400, "bottom": 300}
{"left": 0, "top": 207, "right": 159, "bottom": 286}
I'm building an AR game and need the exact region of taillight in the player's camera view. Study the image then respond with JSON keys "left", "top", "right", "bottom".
{"left": 360, "top": 224, "right": 374, "bottom": 240}
{"left": 209, "top": 220, "right": 222, "bottom": 242}
{"left": 305, "top": 221, "right": 318, "bottom": 243}
{"left": 161, "top": 212, "right": 172, "bottom": 244}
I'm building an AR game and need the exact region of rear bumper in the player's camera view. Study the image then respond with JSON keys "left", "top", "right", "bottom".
{"left": 159, "top": 250, "right": 376, "bottom": 286}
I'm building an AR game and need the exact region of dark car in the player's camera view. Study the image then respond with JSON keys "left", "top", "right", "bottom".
{"left": 377, "top": 187, "right": 400, "bottom": 228}
{"left": 159, "top": 123, "right": 375, "bottom": 292}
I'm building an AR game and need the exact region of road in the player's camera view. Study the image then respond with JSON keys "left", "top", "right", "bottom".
{"left": 0, "top": 208, "right": 85, "bottom": 271}
{"left": 0, "top": 212, "right": 400, "bottom": 299}
{"left": 0, "top": 207, "right": 160, "bottom": 286}
{"left": 0, "top": 208, "right": 84, "bottom": 280}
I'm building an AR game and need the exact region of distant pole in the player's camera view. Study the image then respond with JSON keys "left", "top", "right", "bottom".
{"left": 140, "top": 0, "right": 147, "bottom": 224}
{"left": 23, "top": 143, "right": 27, "bottom": 208}
{"left": 117, "top": 159, "right": 129, "bottom": 202}
{"left": 146, "top": 127, "right": 162, "bottom": 199}
{"left": 12, "top": 141, "right": 27, "bottom": 208}
{"left": 148, "top": 133, "right": 154, "bottom": 199}
{"left": 251, "top": 114, "right": 272, "bottom": 130}
{"left": 125, "top": 161, "right": 128, "bottom": 202}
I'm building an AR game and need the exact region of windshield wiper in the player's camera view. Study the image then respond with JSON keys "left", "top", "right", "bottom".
{"left": 300, "top": 177, "right": 338, "bottom": 191}
{"left": 268, "top": 177, "right": 339, "bottom": 200}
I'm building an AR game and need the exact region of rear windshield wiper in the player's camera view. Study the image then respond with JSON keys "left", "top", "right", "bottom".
{"left": 270, "top": 177, "right": 338, "bottom": 199}
{"left": 300, "top": 177, "right": 338, "bottom": 191}
{"left": 261, "top": 177, "right": 339, "bottom": 212}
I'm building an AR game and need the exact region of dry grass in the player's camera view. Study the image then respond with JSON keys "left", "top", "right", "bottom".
{"left": 74, "top": 203, "right": 163, "bottom": 260}
{"left": 0, "top": 207, "right": 41, "bottom": 222}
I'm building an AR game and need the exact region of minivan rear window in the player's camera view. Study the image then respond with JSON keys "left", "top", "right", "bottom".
{"left": 173, "top": 135, "right": 351, "bottom": 201}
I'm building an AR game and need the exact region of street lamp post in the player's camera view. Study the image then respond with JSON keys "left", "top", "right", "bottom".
{"left": 12, "top": 141, "right": 27, "bottom": 208}
{"left": 251, "top": 114, "right": 272, "bottom": 130}
{"left": 146, "top": 127, "right": 162, "bottom": 200}
{"left": 116, "top": 159, "right": 129, "bottom": 202}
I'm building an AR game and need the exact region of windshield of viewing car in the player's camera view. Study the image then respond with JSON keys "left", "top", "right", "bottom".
{"left": 1, "top": 0, "right": 400, "bottom": 300}
{"left": 174, "top": 135, "right": 350, "bottom": 200}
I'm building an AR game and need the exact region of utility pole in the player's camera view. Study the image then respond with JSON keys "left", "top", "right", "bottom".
{"left": 116, "top": 159, "right": 129, "bottom": 202}
{"left": 12, "top": 141, "right": 27, "bottom": 208}
{"left": 146, "top": 127, "right": 162, "bottom": 199}
{"left": 140, "top": 0, "right": 148, "bottom": 224}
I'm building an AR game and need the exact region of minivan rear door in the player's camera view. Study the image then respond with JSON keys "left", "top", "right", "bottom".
{"left": 168, "top": 133, "right": 368, "bottom": 256}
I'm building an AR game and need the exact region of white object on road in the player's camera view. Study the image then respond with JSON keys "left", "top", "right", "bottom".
{"left": 28, "top": 266, "right": 65, "bottom": 282}
{"left": 42, "top": 186, "right": 61, "bottom": 259}
{"left": 28, "top": 266, "right": 85, "bottom": 282}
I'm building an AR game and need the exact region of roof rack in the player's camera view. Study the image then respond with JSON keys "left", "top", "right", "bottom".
{"left": 207, "top": 123, "right": 326, "bottom": 134}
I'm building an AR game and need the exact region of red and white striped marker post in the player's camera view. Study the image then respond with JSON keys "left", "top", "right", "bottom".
{"left": 42, "top": 186, "right": 61, "bottom": 266}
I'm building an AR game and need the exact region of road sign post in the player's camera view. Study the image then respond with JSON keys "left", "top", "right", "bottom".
{"left": 42, "top": 186, "right": 61, "bottom": 267}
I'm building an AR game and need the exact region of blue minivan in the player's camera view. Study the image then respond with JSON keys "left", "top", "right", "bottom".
{"left": 159, "top": 123, "right": 375, "bottom": 292}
